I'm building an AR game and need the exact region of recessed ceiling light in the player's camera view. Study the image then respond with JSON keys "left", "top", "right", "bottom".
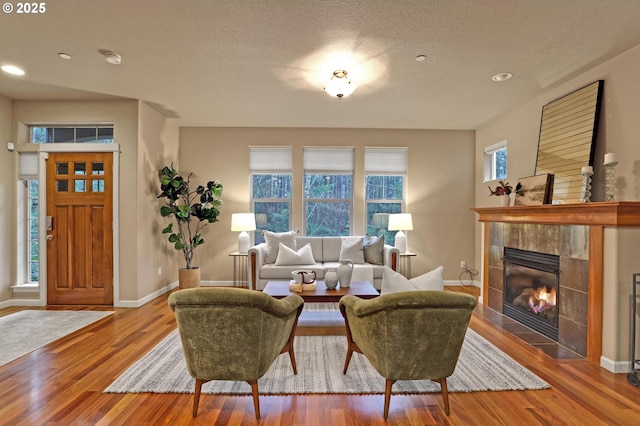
{"left": 58, "top": 53, "right": 72, "bottom": 60}
{"left": 103, "top": 50, "right": 122, "bottom": 65}
{"left": 1, "top": 64, "right": 25, "bottom": 76}
{"left": 492, "top": 72, "right": 513, "bottom": 82}
{"left": 415, "top": 54, "right": 427, "bottom": 62}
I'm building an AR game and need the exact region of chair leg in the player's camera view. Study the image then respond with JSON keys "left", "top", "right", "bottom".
{"left": 193, "top": 378, "right": 205, "bottom": 417}
{"left": 248, "top": 380, "right": 261, "bottom": 420}
{"left": 384, "top": 379, "right": 395, "bottom": 419}
{"left": 438, "top": 378, "right": 450, "bottom": 416}
{"left": 343, "top": 347, "right": 353, "bottom": 374}
{"left": 288, "top": 344, "right": 298, "bottom": 375}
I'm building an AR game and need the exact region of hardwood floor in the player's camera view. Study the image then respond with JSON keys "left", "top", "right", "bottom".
{"left": 1, "top": 287, "right": 639, "bottom": 425}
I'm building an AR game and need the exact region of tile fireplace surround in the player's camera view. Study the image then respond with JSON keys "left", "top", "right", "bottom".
{"left": 473, "top": 202, "right": 640, "bottom": 369}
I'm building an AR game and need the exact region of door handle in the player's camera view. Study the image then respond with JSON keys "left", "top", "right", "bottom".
{"left": 46, "top": 234, "right": 54, "bottom": 241}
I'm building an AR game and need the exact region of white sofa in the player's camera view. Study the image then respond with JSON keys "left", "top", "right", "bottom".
{"left": 248, "top": 236, "right": 399, "bottom": 291}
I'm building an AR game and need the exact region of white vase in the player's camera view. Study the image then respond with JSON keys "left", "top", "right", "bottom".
{"left": 500, "top": 194, "right": 511, "bottom": 207}
{"left": 337, "top": 260, "right": 354, "bottom": 288}
{"left": 324, "top": 269, "right": 338, "bottom": 290}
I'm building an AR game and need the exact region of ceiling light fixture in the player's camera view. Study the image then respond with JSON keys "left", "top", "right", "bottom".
{"left": 58, "top": 53, "right": 72, "bottom": 60}
{"left": 492, "top": 72, "right": 513, "bottom": 82}
{"left": 103, "top": 50, "right": 122, "bottom": 65}
{"left": 324, "top": 70, "right": 356, "bottom": 99}
{"left": 415, "top": 54, "right": 427, "bottom": 62}
{"left": 1, "top": 64, "right": 25, "bottom": 76}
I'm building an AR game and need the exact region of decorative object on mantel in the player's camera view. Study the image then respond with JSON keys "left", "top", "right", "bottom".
{"left": 604, "top": 152, "right": 618, "bottom": 201}
{"left": 534, "top": 80, "right": 604, "bottom": 204}
{"left": 514, "top": 174, "right": 554, "bottom": 206}
{"left": 488, "top": 180, "right": 523, "bottom": 206}
{"left": 581, "top": 166, "right": 594, "bottom": 203}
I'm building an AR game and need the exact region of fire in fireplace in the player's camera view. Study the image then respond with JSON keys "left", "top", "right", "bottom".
{"left": 503, "top": 247, "right": 560, "bottom": 340}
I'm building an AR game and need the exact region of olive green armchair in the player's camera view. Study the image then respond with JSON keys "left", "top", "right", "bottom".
{"left": 339, "top": 290, "right": 477, "bottom": 419}
{"left": 168, "top": 287, "right": 304, "bottom": 419}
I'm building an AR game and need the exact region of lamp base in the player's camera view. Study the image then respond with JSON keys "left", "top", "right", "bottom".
{"left": 238, "top": 231, "right": 250, "bottom": 254}
{"left": 394, "top": 230, "right": 407, "bottom": 253}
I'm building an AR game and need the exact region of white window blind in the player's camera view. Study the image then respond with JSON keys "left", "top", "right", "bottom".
{"left": 303, "top": 147, "right": 354, "bottom": 172}
{"left": 365, "top": 148, "right": 407, "bottom": 174}
{"left": 250, "top": 147, "right": 292, "bottom": 172}
{"left": 19, "top": 153, "right": 38, "bottom": 179}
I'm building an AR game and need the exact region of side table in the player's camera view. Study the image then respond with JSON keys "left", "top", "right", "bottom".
{"left": 229, "top": 252, "right": 248, "bottom": 287}
{"left": 398, "top": 252, "right": 416, "bottom": 278}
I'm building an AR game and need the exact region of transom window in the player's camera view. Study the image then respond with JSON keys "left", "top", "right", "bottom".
{"left": 31, "top": 126, "right": 114, "bottom": 144}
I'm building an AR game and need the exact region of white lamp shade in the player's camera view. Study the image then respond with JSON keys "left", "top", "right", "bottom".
{"left": 231, "top": 213, "right": 256, "bottom": 232}
{"left": 232, "top": 213, "right": 256, "bottom": 254}
{"left": 388, "top": 213, "right": 413, "bottom": 231}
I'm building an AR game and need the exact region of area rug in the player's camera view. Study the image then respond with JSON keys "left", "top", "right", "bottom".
{"left": 104, "top": 327, "right": 550, "bottom": 395}
{"left": 0, "top": 310, "right": 114, "bottom": 367}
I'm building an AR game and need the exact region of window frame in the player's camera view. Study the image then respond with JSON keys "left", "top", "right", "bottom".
{"left": 484, "top": 140, "right": 508, "bottom": 183}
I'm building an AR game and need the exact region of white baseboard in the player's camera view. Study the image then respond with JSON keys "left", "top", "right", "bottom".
{"left": 0, "top": 298, "right": 46, "bottom": 308}
{"left": 600, "top": 356, "right": 632, "bottom": 374}
{"left": 116, "top": 281, "right": 179, "bottom": 308}
{"left": 444, "top": 279, "right": 481, "bottom": 288}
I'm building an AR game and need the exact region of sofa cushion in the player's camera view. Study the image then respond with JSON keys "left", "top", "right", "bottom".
{"left": 296, "top": 237, "right": 324, "bottom": 263}
{"left": 322, "top": 237, "right": 342, "bottom": 262}
{"left": 363, "top": 235, "right": 385, "bottom": 265}
{"left": 275, "top": 243, "right": 316, "bottom": 266}
{"left": 263, "top": 230, "right": 298, "bottom": 264}
{"left": 381, "top": 267, "right": 415, "bottom": 294}
{"left": 410, "top": 265, "right": 444, "bottom": 291}
{"left": 260, "top": 263, "right": 325, "bottom": 280}
{"left": 381, "top": 265, "right": 445, "bottom": 294}
{"left": 339, "top": 236, "right": 365, "bottom": 264}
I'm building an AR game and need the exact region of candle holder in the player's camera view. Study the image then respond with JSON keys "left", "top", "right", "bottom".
{"left": 604, "top": 160, "right": 618, "bottom": 201}
{"left": 581, "top": 169, "right": 594, "bottom": 203}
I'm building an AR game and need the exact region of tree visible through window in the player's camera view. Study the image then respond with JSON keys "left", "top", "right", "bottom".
{"left": 252, "top": 174, "right": 292, "bottom": 244}
{"left": 304, "top": 174, "right": 352, "bottom": 236}
{"left": 365, "top": 175, "right": 403, "bottom": 245}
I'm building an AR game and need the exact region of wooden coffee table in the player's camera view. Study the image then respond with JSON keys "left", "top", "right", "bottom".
{"left": 264, "top": 280, "right": 379, "bottom": 335}
{"left": 263, "top": 280, "right": 379, "bottom": 302}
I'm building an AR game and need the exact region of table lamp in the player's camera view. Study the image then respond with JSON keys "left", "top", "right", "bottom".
{"left": 231, "top": 213, "right": 256, "bottom": 253}
{"left": 388, "top": 213, "right": 413, "bottom": 253}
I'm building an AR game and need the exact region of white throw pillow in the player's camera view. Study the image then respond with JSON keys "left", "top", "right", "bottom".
{"left": 410, "top": 266, "right": 445, "bottom": 291}
{"left": 381, "top": 266, "right": 415, "bottom": 294}
{"left": 275, "top": 243, "right": 316, "bottom": 266}
{"left": 339, "top": 236, "right": 366, "bottom": 264}
{"left": 263, "top": 230, "right": 298, "bottom": 264}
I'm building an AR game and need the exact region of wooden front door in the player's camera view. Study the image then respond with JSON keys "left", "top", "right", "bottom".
{"left": 46, "top": 153, "right": 113, "bottom": 305}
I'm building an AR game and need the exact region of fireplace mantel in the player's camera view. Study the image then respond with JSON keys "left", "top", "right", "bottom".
{"left": 472, "top": 201, "right": 640, "bottom": 363}
{"left": 472, "top": 201, "right": 640, "bottom": 226}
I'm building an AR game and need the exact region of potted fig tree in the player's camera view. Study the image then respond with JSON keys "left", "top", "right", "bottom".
{"left": 158, "top": 165, "right": 223, "bottom": 288}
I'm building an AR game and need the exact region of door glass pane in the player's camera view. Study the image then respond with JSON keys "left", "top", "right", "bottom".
{"left": 56, "top": 162, "right": 69, "bottom": 175}
{"left": 53, "top": 128, "right": 74, "bottom": 143}
{"left": 74, "top": 180, "right": 86, "bottom": 192}
{"left": 92, "top": 180, "right": 105, "bottom": 192}
{"left": 56, "top": 180, "right": 69, "bottom": 192}
{"left": 74, "top": 162, "right": 86, "bottom": 175}
{"left": 92, "top": 162, "right": 104, "bottom": 175}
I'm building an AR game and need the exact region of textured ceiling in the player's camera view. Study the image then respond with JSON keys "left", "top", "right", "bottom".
{"left": 1, "top": 0, "right": 640, "bottom": 130}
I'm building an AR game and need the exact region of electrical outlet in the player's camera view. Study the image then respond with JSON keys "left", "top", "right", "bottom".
{"left": 157, "top": 267, "right": 162, "bottom": 276}
{"left": 460, "top": 261, "right": 466, "bottom": 269}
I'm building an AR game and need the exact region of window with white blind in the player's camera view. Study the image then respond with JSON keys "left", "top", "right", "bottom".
{"left": 250, "top": 147, "right": 293, "bottom": 244}
{"left": 303, "top": 147, "right": 354, "bottom": 236}
{"left": 365, "top": 148, "right": 407, "bottom": 245}
{"left": 484, "top": 140, "right": 507, "bottom": 182}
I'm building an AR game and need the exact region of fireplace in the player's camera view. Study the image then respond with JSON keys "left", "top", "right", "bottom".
{"left": 503, "top": 247, "right": 560, "bottom": 341}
